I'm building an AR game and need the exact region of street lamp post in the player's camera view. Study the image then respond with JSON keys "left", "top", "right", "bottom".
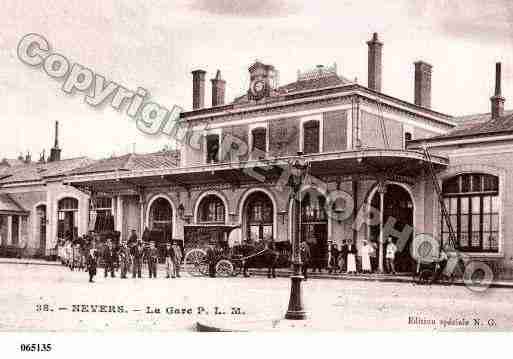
{"left": 285, "top": 153, "right": 309, "bottom": 320}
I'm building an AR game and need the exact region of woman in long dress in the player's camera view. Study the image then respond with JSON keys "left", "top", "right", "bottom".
{"left": 361, "top": 240, "right": 372, "bottom": 273}
{"left": 346, "top": 239, "right": 357, "bottom": 274}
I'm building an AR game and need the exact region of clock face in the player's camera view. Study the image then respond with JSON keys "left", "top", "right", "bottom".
{"left": 250, "top": 79, "right": 267, "bottom": 99}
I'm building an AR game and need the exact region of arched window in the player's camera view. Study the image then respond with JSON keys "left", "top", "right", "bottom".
{"left": 251, "top": 127, "right": 267, "bottom": 157}
{"left": 198, "top": 195, "right": 225, "bottom": 223}
{"left": 149, "top": 198, "right": 173, "bottom": 232}
{"left": 300, "top": 192, "right": 328, "bottom": 259}
{"left": 442, "top": 173, "right": 499, "bottom": 252}
{"left": 303, "top": 120, "right": 320, "bottom": 154}
{"left": 244, "top": 192, "right": 273, "bottom": 242}
{"left": 405, "top": 132, "right": 413, "bottom": 142}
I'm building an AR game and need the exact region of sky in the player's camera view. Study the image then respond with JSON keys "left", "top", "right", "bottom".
{"left": 1, "top": 0, "right": 513, "bottom": 160}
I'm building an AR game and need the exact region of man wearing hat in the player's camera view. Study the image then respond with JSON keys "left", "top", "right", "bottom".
{"left": 205, "top": 241, "right": 217, "bottom": 278}
{"left": 131, "top": 240, "right": 144, "bottom": 278}
{"left": 146, "top": 242, "right": 159, "bottom": 279}
{"left": 86, "top": 247, "right": 98, "bottom": 283}
{"left": 163, "top": 241, "right": 176, "bottom": 279}
{"left": 171, "top": 240, "right": 183, "bottom": 278}
{"left": 103, "top": 239, "right": 116, "bottom": 278}
{"left": 118, "top": 241, "right": 131, "bottom": 279}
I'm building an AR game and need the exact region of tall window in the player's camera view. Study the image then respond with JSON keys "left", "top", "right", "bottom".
{"left": 198, "top": 195, "right": 225, "bottom": 223}
{"left": 251, "top": 127, "right": 267, "bottom": 158}
{"left": 442, "top": 173, "right": 499, "bottom": 252}
{"left": 303, "top": 120, "right": 320, "bottom": 154}
{"left": 58, "top": 197, "right": 78, "bottom": 240}
{"left": 300, "top": 192, "right": 328, "bottom": 247}
{"left": 206, "top": 134, "right": 220, "bottom": 163}
{"left": 89, "top": 197, "right": 113, "bottom": 232}
{"left": 245, "top": 192, "right": 273, "bottom": 242}
{"left": 301, "top": 193, "right": 327, "bottom": 223}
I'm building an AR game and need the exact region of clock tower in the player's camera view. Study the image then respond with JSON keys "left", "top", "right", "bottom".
{"left": 247, "top": 61, "right": 278, "bottom": 101}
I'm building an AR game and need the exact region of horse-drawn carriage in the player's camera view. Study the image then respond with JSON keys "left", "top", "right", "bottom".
{"left": 183, "top": 225, "right": 291, "bottom": 277}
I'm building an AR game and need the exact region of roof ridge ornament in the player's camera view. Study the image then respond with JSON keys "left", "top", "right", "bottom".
{"left": 297, "top": 63, "right": 337, "bottom": 81}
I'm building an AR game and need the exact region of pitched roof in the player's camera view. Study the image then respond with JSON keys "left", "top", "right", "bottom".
{"left": 0, "top": 158, "right": 25, "bottom": 167}
{"left": 232, "top": 73, "right": 353, "bottom": 104}
{"left": 0, "top": 193, "right": 28, "bottom": 214}
{"left": 70, "top": 150, "right": 180, "bottom": 176}
{"left": 0, "top": 157, "right": 94, "bottom": 184}
{"left": 276, "top": 73, "right": 353, "bottom": 94}
{"left": 420, "top": 110, "right": 513, "bottom": 141}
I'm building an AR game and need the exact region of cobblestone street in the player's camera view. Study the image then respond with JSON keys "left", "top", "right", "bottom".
{"left": 1, "top": 263, "right": 512, "bottom": 331}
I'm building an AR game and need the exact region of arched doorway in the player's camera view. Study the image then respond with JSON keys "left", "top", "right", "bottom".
{"left": 57, "top": 197, "right": 78, "bottom": 241}
{"left": 243, "top": 191, "right": 274, "bottom": 242}
{"left": 36, "top": 204, "right": 47, "bottom": 255}
{"left": 148, "top": 197, "right": 173, "bottom": 237}
{"left": 370, "top": 183, "right": 414, "bottom": 273}
{"left": 300, "top": 191, "right": 328, "bottom": 269}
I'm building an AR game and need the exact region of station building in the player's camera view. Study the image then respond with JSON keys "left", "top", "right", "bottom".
{"left": 1, "top": 33, "right": 512, "bottom": 276}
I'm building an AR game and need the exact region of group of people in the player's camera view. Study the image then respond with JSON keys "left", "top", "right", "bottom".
{"left": 299, "top": 236, "right": 400, "bottom": 279}
{"left": 85, "top": 230, "right": 183, "bottom": 283}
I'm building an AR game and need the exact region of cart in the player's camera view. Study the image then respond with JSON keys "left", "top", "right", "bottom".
{"left": 183, "top": 225, "right": 291, "bottom": 277}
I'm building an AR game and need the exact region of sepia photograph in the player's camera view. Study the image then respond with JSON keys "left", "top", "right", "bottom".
{"left": 1, "top": 0, "right": 513, "bottom": 356}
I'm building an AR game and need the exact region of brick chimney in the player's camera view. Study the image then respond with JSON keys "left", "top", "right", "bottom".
{"left": 191, "top": 69, "right": 206, "bottom": 110}
{"left": 367, "top": 32, "right": 383, "bottom": 92}
{"left": 49, "top": 121, "right": 61, "bottom": 162}
{"left": 211, "top": 70, "right": 226, "bottom": 107}
{"left": 491, "top": 62, "right": 505, "bottom": 120}
{"left": 414, "top": 61, "right": 432, "bottom": 108}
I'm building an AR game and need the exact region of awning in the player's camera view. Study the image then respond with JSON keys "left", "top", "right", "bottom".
{"left": 65, "top": 149, "right": 449, "bottom": 193}
{"left": 0, "top": 193, "right": 28, "bottom": 215}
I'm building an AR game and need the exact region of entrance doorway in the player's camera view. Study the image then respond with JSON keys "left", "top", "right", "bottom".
{"left": 147, "top": 197, "right": 173, "bottom": 244}
{"left": 243, "top": 191, "right": 274, "bottom": 243}
{"left": 57, "top": 197, "right": 79, "bottom": 241}
{"left": 301, "top": 192, "right": 328, "bottom": 270}
{"left": 370, "top": 183, "right": 414, "bottom": 273}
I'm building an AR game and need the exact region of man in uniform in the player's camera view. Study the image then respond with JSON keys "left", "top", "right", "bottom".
{"left": 265, "top": 238, "right": 278, "bottom": 279}
{"left": 118, "top": 241, "right": 131, "bottom": 279}
{"left": 86, "top": 247, "right": 97, "bottom": 283}
{"left": 163, "top": 241, "right": 175, "bottom": 279}
{"left": 146, "top": 241, "right": 159, "bottom": 279}
{"left": 300, "top": 240, "right": 311, "bottom": 281}
{"left": 131, "top": 240, "right": 144, "bottom": 278}
{"left": 171, "top": 240, "right": 183, "bottom": 278}
{"left": 103, "top": 239, "right": 116, "bottom": 278}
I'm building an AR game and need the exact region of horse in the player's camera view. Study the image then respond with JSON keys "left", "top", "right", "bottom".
{"left": 234, "top": 239, "right": 280, "bottom": 278}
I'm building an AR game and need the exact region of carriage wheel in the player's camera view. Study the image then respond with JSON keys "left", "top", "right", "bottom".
{"left": 216, "top": 259, "right": 234, "bottom": 277}
{"left": 184, "top": 249, "right": 208, "bottom": 277}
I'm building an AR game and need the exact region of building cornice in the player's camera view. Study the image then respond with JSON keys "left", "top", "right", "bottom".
{"left": 180, "top": 84, "right": 455, "bottom": 129}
